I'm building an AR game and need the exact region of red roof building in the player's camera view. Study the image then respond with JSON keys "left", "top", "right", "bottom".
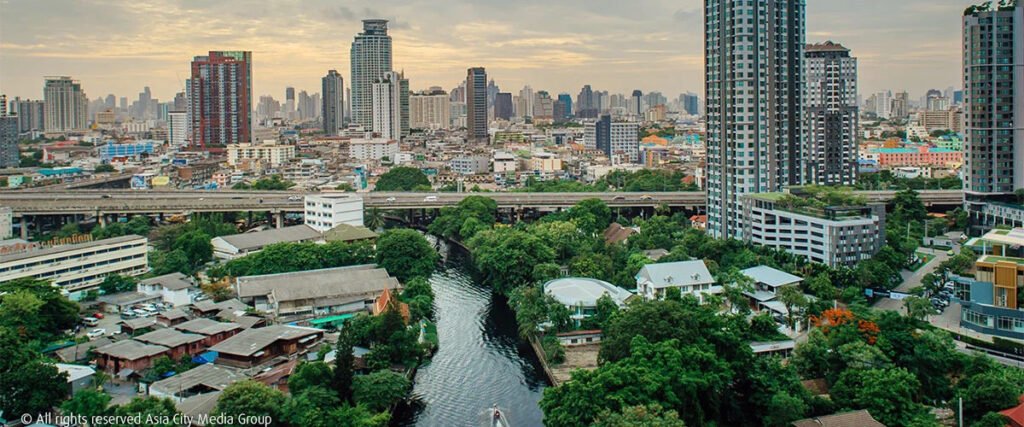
{"left": 1000, "top": 396, "right": 1024, "bottom": 427}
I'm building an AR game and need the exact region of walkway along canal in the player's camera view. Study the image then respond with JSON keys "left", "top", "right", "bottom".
{"left": 394, "top": 237, "right": 549, "bottom": 426}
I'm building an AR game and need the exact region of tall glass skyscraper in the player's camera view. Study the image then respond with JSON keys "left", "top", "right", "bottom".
{"left": 963, "top": 1, "right": 1023, "bottom": 229}
{"left": 705, "top": 0, "right": 807, "bottom": 239}
{"left": 466, "top": 67, "right": 488, "bottom": 143}
{"left": 350, "top": 19, "right": 393, "bottom": 130}
{"left": 322, "top": 70, "right": 345, "bottom": 136}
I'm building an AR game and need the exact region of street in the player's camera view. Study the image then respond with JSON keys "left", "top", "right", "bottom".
{"left": 874, "top": 246, "right": 950, "bottom": 313}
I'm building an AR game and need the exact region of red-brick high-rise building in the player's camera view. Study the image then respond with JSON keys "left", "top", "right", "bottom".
{"left": 187, "top": 51, "right": 252, "bottom": 150}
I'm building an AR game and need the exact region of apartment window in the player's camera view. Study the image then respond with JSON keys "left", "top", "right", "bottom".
{"left": 963, "top": 309, "right": 993, "bottom": 328}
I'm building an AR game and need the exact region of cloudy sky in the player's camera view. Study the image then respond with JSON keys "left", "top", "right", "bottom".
{"left": 0, "top": 0, "right": 968, "bottom": 103}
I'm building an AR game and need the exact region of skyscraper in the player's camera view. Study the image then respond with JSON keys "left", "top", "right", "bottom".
{"left": 518, "top": 85, "right": 534, "bottom": 118}
{"left": 371, "top": 71, "right": 409, "bottom": 140}
{"left": 556, "top": 93, "right": 573, "bottom": 120}
{"left": 187, "top": 51, "right": 252, "bottom": 149}
{"left": 631, "top": 90, "right": 643, "bottom": 117}
{"left": 410, "top": 88, "right": 451, "bottom": 130}
{"left": 681, "top": 92, "right": 699, "bottom": 116}
{"left": 8, "top": 98, "right": 44, "bottom": 134}
{"left": 322, "top": 70, "right": 345, "bottom": 136}
{"left": 285, "top": 87, "right": 296, "bottom": 118}
{"left": 494, "top": 92, "right": 513, "bottom": 120}
{"left": 465, "top": 67, "right": 488, "bottom": 143}
{"left": 576, "top": 85, "right": 597, "bottom": 119}
{"left": 351, "top": 19, "right": 393, "bottom": 129}
{"left": 167, "top": 111, "right": 188, "bottom": 147}
{"left": 963, "top": 1, "right": 1024, "bottom": 227}
{"left": 705, "top": 0, "right": 807, "bottom": 239}
{"left": 0, "top": 116, "right": 17, "bottom": 167}
{"left": 806, "top": 41, "right": 859, "bottom": 186}
{"left": 43, "top": 76, "right": 88, "bottom": 132}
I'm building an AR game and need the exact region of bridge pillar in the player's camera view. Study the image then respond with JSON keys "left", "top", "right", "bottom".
{"left": 275, "top": 211, "right": 284, "bottom": 229}
{"left": 19, "top": 216, "right": 28, "bottom": 240}
{"left": 98, "top": 212, "right": 106, "bottom": 227}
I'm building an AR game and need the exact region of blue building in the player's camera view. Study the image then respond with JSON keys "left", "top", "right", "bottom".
{"left": 949, "top": 228, "right": 1024, "bottom": 340}
{"left": 556, "top": 93, "right": 573, "bottom": 120}
{"left": 100, "top": 141, "right": 155, "bottom": 161}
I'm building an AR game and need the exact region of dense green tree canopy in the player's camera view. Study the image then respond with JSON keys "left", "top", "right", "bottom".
{"left": 352, "top": 370, "right": 411, "bottom": 413}
{"left": 213, "top": 381, "right": 286, "bottom": 425}
{"left": 428, "top": 196, "right": 497, "bottom": 241}
{"left": 375, "top": 229, "right": 438, "bottom": 281}
{"left": 223, "top": 240, "right": 375, "bottom": 277}
{"left": 374, "top": 167, "right": 430, "bottom": 191}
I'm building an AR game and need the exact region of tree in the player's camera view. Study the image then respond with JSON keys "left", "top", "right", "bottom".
{"left": 110, "top": 397, "right": 181, "bottom": 427}
{"left": 213, "top": 381, "right": 286, "bottom": 424}
{"left": 375, "top": 229, "right": 438, "bottom": 282}
{"left": 374, "top": 167, "right": 430, "bottom": 191}
{"left": 150, "top": 249, "right": 192, "bottom": 275}
{"left": 830, "top": 367, "right": 926, "bottom": 427}
{"left": 569, "top": 253, "right": 613, "bottom": 281}
{"left": 400, "top": 277, "right": 434, "bottom": 320}
{"left": 975, "top": 413, "right": 1011, "bottom": 427}
{"left": 569, "top": 199, "right": 612, "bottom": 235}
{"left": 352, "top": 370, "right": 410, "bottom": 412}
{"left": 532, "top": 263, "right": 562, "bottom": 283}
{"left": 61, "top": 389, "right": 112, "bottom": 420}
{"left": 777, "top": 286, "right": 808, "bottom": 331}
{"left": 593, "top": 405, "right": 687, "bottom": 427}
{"left": 0, "top": 290, "right": 44, "bottom": 339}
{"left": 332, "top": 329, "right": 355, "bottom": 403}
{"left": 903, "top": 296, "right": 937, "bottom": 321}
{"left": 955, "top": 366, "right": 1024, "bottom": 423}
{"left": 0, "top": 359, "right": 70, "bottom": 417}
{"left": 94, "top": 164, "right": 116, "bottom": 173}
{"left": 289, "top": 361, "right": 333, "bottom": 396}
{"left": 0, "top": 278, "right": 79, "bottom": 341}
{"left": 174, "top": 230, "right": 213, "bottom": 268}
{"left": 100, "top": 274, "right": 138, "bottom": 294}
{"left": 468, "top": 228, "right": 556, "bottom": 293}
{"left": 364, "top": 208, "right": 385, "bottom": 231}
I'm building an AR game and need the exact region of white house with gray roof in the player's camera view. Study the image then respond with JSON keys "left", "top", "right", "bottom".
{"left": 740, "top": 265, "right": 804, "bottom": 314}
{"left": 543, "top": 277, "right": 633, "bottom": 324}
{"left": 636, "top": 260, "right": 719, "bottom": 302}
{"left": 138, "top": 272, "right": 195, "bottom": 307}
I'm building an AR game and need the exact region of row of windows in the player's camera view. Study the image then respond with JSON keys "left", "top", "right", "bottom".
{"left": 0, "top": 242, "right": 146, "bottom": 274}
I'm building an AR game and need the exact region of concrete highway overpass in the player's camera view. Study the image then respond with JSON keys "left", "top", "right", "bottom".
{"left": 0, "top": 189, "right": 964, "bottom": 216}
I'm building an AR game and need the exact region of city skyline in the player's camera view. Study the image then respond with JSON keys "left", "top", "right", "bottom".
{"left": 0, "top": 0, "right": 968, "bottom": 101}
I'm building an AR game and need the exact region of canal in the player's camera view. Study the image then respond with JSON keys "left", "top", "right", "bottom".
{"left": 395, "top": 238, "right": 549, "bottom": 426}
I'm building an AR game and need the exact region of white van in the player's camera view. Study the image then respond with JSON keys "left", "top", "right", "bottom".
{"left": 424, "top": 195, "right": 438, "bottom": 202}
{"left": 82, "top": 317, "right": 99, "bottom": 327}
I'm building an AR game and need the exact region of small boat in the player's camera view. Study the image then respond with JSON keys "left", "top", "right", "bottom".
{"left": 490, "top": 405, "right": 510, "bottom": 427}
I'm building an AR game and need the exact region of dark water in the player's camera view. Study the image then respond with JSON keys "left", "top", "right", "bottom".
{"left": 395, "top": 239, "right": 549, "bottom": 427}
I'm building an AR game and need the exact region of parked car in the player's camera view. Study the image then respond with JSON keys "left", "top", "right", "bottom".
{"left": 87, "top": 329, "right": 106, "bottom": 339}
{"left": 93, "top": 312, "right": 105, "bottom": 319}
{"left": 82, "top": 317, "right": 99, "bottom": 327}
{"left": 121, "top": 311, "right": 137, "bottom": 319}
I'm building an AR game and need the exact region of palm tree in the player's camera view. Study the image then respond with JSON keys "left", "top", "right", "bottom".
{"left": 717, "top": 268, "right": 754, "bottom": 314}
{"left": 92, "top": 370, "right": 111, "bottom": 391}
{"left": 365, "top": 208, "right": 385, "bottom": 231}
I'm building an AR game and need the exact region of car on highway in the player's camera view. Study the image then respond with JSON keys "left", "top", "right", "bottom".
{"left": 87, "top": 329, "right": 106, "bottom": 339}
{"left": 640, "top": 195, "right": 653, "bottom": 200}
{"left": 612, "top": 195, "right": 626, "bottom": 201}
{"left": 288, "top": 195, "right": 302, "bottom": 201}
{"left": 424, "top": 196, "right": 438, "bottom": 202}
{"left": 386, "top": 197, "right": 396, "bottom": 203}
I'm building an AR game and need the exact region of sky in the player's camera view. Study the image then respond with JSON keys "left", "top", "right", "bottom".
{"left": 0, "top": 0, "right": 969, "bottom": 103}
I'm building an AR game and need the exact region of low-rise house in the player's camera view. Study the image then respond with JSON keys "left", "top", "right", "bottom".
{"left": 138, "top": 273, "right": 195, "bottom": 307}
{"left": 120, "top": 317, "right": 159, "bottom": 336}
{"left": 133, "top": 329, "right": 206, "bottom": 361}
{"left": 602, "top": 223, "right": 638, "bottom": 245}
{"left": 176, "top": 392, "right": 221, "bottom": 426}
{"left": 235, "top": 264, "right": 400, "bottom": 321}
{"left": 741, "top": 265, "right": 804, "bottom": 315}
{"left": 555, "top": 330, "right": 603, "bottom": 347}
{"left": 211, "top": 225, "right": 322, "bottom": 260}
{"left": 543, "top": 277, "right": 632, "bottom": 325}
{"left": 997, "top": 395, "right": 1024, "bottom": 427}
{"left": 97, "top": 291, "right": 161, "bottom": 314}
{"left": 323, "top": 224, "right": 378, "bottom": 244}
{"left": 56, "top": 363, "right": 96, "bottom": 395}
{"left": 56, "top": 338, "right": 112, "bottom": 363}
{"left": 636, "top": 260, "right": 719, "bottom": 302}
{"left": 173, "top": 318, "right": 242, "bottom": 348}
{"left": 149, "top": 363, "right": 246, "bottom": 402}
{"left": 253, "top": 359, "right": 298, "bottom": 393}
{"left": 750, "top": 340, "right": 796, "bottom": 358}
{"left": 156, "top": 308, "right": 191, "bottom": 327}
{"left": 209, "top": 325, "right": 324, "bottom": 368}
{"left": 370, "top": 287, "right": 411, "bottom": 324}
{"left": 94, "top": 339, "right": 169, "bottom": 374}
{"left": 791, "top": 410, "right": 886, "bottom": 427}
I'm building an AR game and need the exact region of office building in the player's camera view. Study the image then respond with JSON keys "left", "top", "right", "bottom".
{"left": 918, "top": 108, "right": 964, "bottom": 133}
{"left": 0, "top": 235, "right": 148, "bottom": 299}
{"left": 187, "top": 51, "right": 253, "bottom": 149}
{"left": 0, "top": 116, "right": 17, "bottom": 167}
{"left": 167, "top": 111, "right": 187, "bottom": 147}
{"left": 805, "top": 41, "right": 859, "bottom": 186}
{"left": 43, "top": 76, "right": 88, "bottom": 132}
{"left": 742, "top": 190, "right": 886, "bottom": 267}
{"left": 682, "top": 92, "right": 700, "bottom": 116}
{"left": 303, "top": 194, "right": 364, "bottom": 232}
{"left": 349, "top": 137, "right": 399, "bottom": 161}
{"left": 226, "top": 143, "right": 296, "bottom": 167}
{"left": 517, "top": 86, "right": 534, "bottom": 118}
{"left": 891, "top": 91, "right": 909, "bottom": 119}
{"left": 371, "top": 71, "right": 409, "bottom": 140}
{"left": 410, "top": 88, "right": 451, "bottom": 130}
{"left": 576, "top": 85, "right": 598, "bottom": 119}
{"left": 534, "top": 91, "right": 554, "bottom": 121}
{"left": 584, "top": 115, "right": 640, "bottom": 163}
{"left": 705, "top": 0, "right": 807, "bottom": 239}
{"left": 494, "top": 92, "right": 513, "bottom": 121}
{"left": 963, "top": 1, "right": 1024, "bottom": 230}
{"left": 350, "top": 19, "right": 393, "bottom": 129}
{"left": 556, "top": 93, "right": 573, "bottom": 120}
{"left": 322, "top": 70, "right": 345, "bottom": 136}
{"left": 949, "top": 228, "right": 1024, "bottom": 340}
{"left": 466, "top": 67, "right": 488, "bottom": 143}
{"left": 449, "top": 156, "right": 489, "bottom": 175}
{"left": 630, "top": 90, "right": 643, "bottom": 117}
{"left": 285, "top": 87, "right": 295, "bottom": 118}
